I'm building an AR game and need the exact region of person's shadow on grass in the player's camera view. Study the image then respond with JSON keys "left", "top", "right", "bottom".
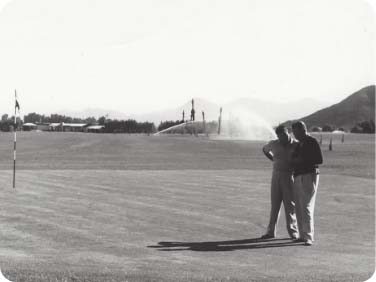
{"left": 148, "top": 237, "right": 304, "bottom": 252}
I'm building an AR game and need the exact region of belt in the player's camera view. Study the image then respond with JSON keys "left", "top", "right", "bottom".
{"left": 294, "top": 167, "right": 320, "bottom": 177}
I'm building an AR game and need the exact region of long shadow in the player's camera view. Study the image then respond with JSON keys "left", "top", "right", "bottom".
{"left": 148, "top": 237, "right": 304, "bottom": 252}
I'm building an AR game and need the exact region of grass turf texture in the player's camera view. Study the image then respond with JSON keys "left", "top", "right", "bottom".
{"left": 0, "top": 132, "right": 374, "bottom": 281}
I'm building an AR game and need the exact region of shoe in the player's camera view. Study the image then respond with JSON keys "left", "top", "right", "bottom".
{"left": 304, "top": 240, "right": 313, "bottom": 246}
{"left": 290, "top": 233, "right": 299, "bottom": 240}
{"left": 260, "top": 234, "right": 275, "bottom": 239}
{"left": 293, "top": 238, "right": 305, "bottom": 243}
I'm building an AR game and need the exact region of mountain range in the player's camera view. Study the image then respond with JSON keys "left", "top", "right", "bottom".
{"left": 59, "top": 97, "right": 327, "bottom": 126}
{"left": 282, "top": 85, "right": 375, "bottom": 130}
{"left": 58, "top": 85, "right": 375, "bottom": 129}
{"left": 130, "top": 97, "right": 328, "bottom": 126}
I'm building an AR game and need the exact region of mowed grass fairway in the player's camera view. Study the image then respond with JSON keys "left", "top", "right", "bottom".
{"left": 0, "top": 132, "right": 374, "bottom": 282}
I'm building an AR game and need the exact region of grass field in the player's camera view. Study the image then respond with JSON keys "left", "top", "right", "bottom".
{"left": 0, "top": 132, "right": 374, "bottom": 282}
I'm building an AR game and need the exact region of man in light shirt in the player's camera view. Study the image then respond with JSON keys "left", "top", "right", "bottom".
{"left": 261, "top": 125, "right": 299, "bottom": 240}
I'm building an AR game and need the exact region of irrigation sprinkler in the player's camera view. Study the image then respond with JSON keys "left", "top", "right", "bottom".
{"left": 190, "top": 99, "right": 196, "bottom": 135}
{"left": 202, "top": 111, "right": 207, "bottom": 136}
{"left": 182, "top": 110, "right": 185, "bottom": 135}
{"left": 218, "top": 107, "right": 222, "bottom": 135}
{"left": 329, "top": 137, "right": 333, "bottom": 151}
{"left": 154, "top": 120, "right": 193, "bottom": 135}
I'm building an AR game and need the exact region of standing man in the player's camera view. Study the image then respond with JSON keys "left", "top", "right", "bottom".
{"left": 261, "top": 125, "right": 299, "bottom": 240}
{"left": 291, "top": 121, "right": 323, "bottom": 246}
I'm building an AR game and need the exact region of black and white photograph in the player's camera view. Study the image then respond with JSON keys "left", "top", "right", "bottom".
{"left": 0, "top": 0, "right": 375, "bottom": 281}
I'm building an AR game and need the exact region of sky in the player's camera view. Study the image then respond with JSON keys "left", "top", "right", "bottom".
{"left": 0, "top": 0, "right": 374, "bottom": 116}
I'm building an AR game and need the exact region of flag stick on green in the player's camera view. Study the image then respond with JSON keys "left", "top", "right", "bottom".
{"left": 13, "top": 89, "right": 20, "bottom": 189}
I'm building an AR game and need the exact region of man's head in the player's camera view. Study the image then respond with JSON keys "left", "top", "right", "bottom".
{"left": 275, "top": 125, "right": 290, "bottom": 145}
{"left": 292, "top": 121, "right": 307, "bottom": 141}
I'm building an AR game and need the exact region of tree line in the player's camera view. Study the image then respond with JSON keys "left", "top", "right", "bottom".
{"left": 104, "top": 120, "right": 155, "bottom": 134}
{"left": 0, "top": 111, "right": 220, "bottom": 134}
{"left": 0, "top": 114, "right": 20, "bottom": 132}
{"left": 0, "top": 112, "right": 157, "bottom": 133}
{"left": 308, "top": 120, "right": 375, "bottom": 134}
{"left": 1, "top": 112, "right": 374, "bottom": 134}
{"left": 350, "top": 120, "right": 375, "bottom": 134}
{"left": 157, "top": 120, "right": 219, "bottom": 134}
{"left": 0, "top": 112, "right": 197, "bottom": 134}
{"left": 23, "top": 112, "right": 97, "bottom": 124}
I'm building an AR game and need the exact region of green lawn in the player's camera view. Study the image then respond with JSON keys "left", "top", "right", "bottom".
{"left": 0, "top": 132, "right": 374, "bottom": 281}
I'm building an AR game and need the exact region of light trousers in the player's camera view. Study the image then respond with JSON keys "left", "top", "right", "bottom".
{"left": 266, "top": 171, "right": 298, "bottom": 237}
{"left": 293, "top": 173, "right": 319, "bottom": 241}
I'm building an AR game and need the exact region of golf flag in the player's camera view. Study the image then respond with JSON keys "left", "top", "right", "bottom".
{"left": 14, "top": 90, "right": 20, "bottom": 129}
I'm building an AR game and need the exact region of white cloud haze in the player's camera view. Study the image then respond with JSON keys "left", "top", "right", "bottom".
{"left": 0, "top": 0, "right": 374, "bottom": 116}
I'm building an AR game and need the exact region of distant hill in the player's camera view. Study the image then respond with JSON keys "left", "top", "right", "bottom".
{"left": 225, "top": 97, "right": 327, "bottom": 125}
{"left": 283, "top": 85, "right": 375, "bottom": 130}
{"left": 57, "top": 96, "right": 329, "bottom": 127}
{"left": 131, "top": 98, "right": 220, "bottom": 125}
{"left": 132, "top": 97, "right": 327, "bottom": 126}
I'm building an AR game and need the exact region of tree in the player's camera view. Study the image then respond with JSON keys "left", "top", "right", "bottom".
{"left": 351, "top": 120, "right": 375, "bottom": 133}
{"left": 104, "top": 119, "right": 156, "bottom": 134}
{"left": 322, "top": 124, "right": 334, "bottom": 132}
{"left": 24, "top": 112, "right": 42, "bottom": 123}
{"left": 98, "top": 116, "right": 106, "bottom": 125}
{"left": 350, "top": 125, "right": 362, "bottom": 133}
{"left": 157, "top": 120, "right": 182, "bottom": 132}
{"left": 310, "top": 126, "right": 322, "bottom": 132}
{"left": 0, "top": 115, "right": 22, "bottom": 131}
{"left": 0, "top": 117, "right": 12, "bottom": 131}
{"left": 359, "top": 120, "right": 375, "bottom": 133}
{"left": 84, "top": 117, "right": 97, "bottom": 125}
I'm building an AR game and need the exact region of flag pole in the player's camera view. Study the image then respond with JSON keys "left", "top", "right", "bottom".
{"left": 13, "top": 90, "right": 17, "bottom": 189}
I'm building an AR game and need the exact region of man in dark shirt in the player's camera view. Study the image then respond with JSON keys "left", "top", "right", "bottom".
{"left": 291, "top": 121, "right": 323, "bottom": 246}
